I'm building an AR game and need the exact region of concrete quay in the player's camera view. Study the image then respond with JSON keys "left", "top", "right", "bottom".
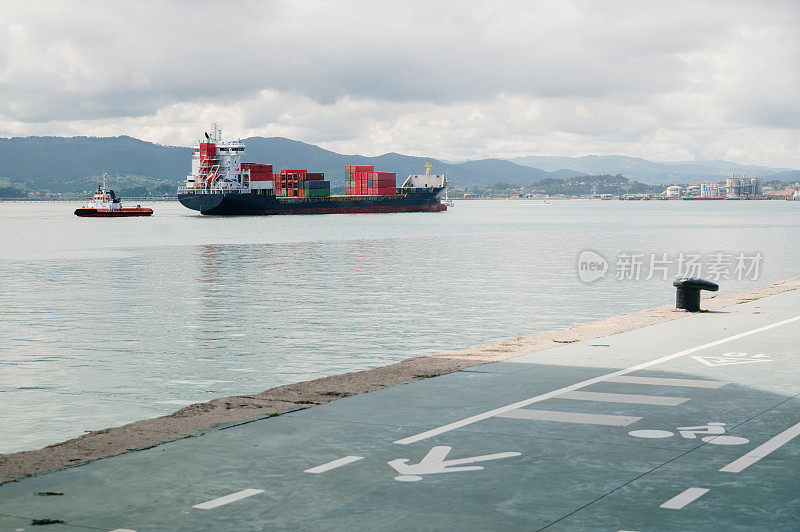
{"left": 1, "top": 282, "right": 799, "bottom": 530}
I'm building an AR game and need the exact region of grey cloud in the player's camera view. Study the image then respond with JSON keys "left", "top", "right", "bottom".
{"left": 5, "top": 1, "right": 792, "bottom": 114}
{"left": 1, "top": 0, "right": 799, "bottom": 166}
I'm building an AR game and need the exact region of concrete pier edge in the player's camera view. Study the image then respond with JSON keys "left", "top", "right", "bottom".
{"left": 2, "top": 276, "right": 798, "bottom": 485}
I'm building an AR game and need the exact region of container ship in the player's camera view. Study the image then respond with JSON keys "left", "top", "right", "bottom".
{"left": 177, "top": 128, "right": 447, "bottom": 215}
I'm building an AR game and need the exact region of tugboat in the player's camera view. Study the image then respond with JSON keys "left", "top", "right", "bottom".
{"left": 435, "top": 165, "right": 454, "bottom": 207}
{"left": 74, "top": 174, "right": 153, "bottom": 217}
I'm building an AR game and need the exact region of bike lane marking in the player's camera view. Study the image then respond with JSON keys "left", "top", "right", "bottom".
{"left": 605, "top": 376, "right": 727, "bottom": 388}
{"left": 495, "top": 409, "right": 640, "bottom": 426}
{"left": 558, "top": 391, "right": 689, "bottom": 406}
{"left": 395, "top": 314, "right": 800, "bottom": 445}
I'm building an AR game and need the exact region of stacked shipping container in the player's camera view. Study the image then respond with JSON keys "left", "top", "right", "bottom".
{"left": 305, "top": 172, "right": 331, "bottom": 197}
{"left": 345, "top": 166, "right": 396, "bottom": 195}
{"left": 242, "top": 163, "right": 273, "bottom": 190}
{"left": 274, "top": 169, "right": 330, "bottom": 198}
{"left": 275, "top": 169, "right": 306, "bottom": 197}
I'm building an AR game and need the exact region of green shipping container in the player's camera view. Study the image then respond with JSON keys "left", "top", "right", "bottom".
{"left": 307, "top": 189, "right": 331, "bottom": 197}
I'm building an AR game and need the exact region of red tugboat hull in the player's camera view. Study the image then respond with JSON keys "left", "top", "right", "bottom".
{"left": 74, "top": 208, "right": 153, "bottom": 217}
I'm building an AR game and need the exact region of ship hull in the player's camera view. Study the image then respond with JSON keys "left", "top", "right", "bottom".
{"left": 178, "top": 189, "right": 447, "bottom": 215}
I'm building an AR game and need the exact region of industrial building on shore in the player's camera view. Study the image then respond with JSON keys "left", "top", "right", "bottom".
{"left": 664, "top": 176, "right": 768, "bottom": 199}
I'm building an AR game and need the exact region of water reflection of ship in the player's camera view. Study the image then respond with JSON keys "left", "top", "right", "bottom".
{"left": 196, "top": 244, "right": 223, "bottom": 346}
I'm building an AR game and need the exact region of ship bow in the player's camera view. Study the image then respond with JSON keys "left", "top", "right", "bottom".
{"left": 178, "top": 192, "right": 225, "bottom": 213}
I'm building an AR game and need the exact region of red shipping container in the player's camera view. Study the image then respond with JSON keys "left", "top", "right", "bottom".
{"left": 246, "top": 163, "right": 274, "bottom": 182}
{"left": 377, "top": 187, "right": 396, "bottom": 195}
{"left": 306, "top": 172, "right": 324, "bottom": 180}
{"left": 354, "top": 166, "right": 374, "bottom": 172}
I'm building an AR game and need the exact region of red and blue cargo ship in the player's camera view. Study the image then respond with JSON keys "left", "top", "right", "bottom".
{"left": 177, "top": 128, "right": 448, "bottom": 215}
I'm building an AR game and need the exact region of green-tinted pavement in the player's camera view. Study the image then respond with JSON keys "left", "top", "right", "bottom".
{"left": 2, "top": 290, "right": 799, "bottom": 531}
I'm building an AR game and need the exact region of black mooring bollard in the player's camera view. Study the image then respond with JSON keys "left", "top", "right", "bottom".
{"left": 673, "top": 277, "right": 719, "bottom": 312}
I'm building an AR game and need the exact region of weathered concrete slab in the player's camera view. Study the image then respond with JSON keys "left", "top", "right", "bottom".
{"left": 0, "top": 289, "right": 798, "bottom": 530}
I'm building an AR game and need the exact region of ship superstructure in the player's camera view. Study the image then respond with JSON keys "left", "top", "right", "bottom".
{"left": 177, "top": 127, "right": 447, "bottom": 215}
{"left": 183, "top": 125, "right": 258, "bottom": 194}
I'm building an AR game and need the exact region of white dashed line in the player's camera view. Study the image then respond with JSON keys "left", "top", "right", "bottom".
{"left": 304, "top": 455, "right": 364, "bottom": 473}
{"left": 193, "top": 489, "right": 265, "bottom": 510}
{"left": 659, "top": 487, "right": 709, "bottom": 509}
{"left": 720, "top": 420, "right": 800, "bottom": 473}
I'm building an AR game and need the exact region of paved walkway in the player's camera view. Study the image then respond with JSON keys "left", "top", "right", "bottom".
{"left": 2, "top": 290, "right": 799, "bottom": 531}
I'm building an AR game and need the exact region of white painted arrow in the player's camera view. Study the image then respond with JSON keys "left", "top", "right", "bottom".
{"left": 388, "top": 446, "right": 521, "bottom": 482}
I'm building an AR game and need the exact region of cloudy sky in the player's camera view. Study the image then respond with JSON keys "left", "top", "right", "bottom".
{"left": 2, "top": 0, "right": 799, "bottom": 166}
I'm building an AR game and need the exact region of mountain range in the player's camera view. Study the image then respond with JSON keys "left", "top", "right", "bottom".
{"left": 507, "top": 155, "right": 799, "bottom": 184}
{"left": 0, "top": 135, "right": 797, "bottom": 193}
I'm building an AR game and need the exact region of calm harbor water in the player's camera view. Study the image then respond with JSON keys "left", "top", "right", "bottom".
{"left": 1, "top": 199, "right": 798, "bottom": 453}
